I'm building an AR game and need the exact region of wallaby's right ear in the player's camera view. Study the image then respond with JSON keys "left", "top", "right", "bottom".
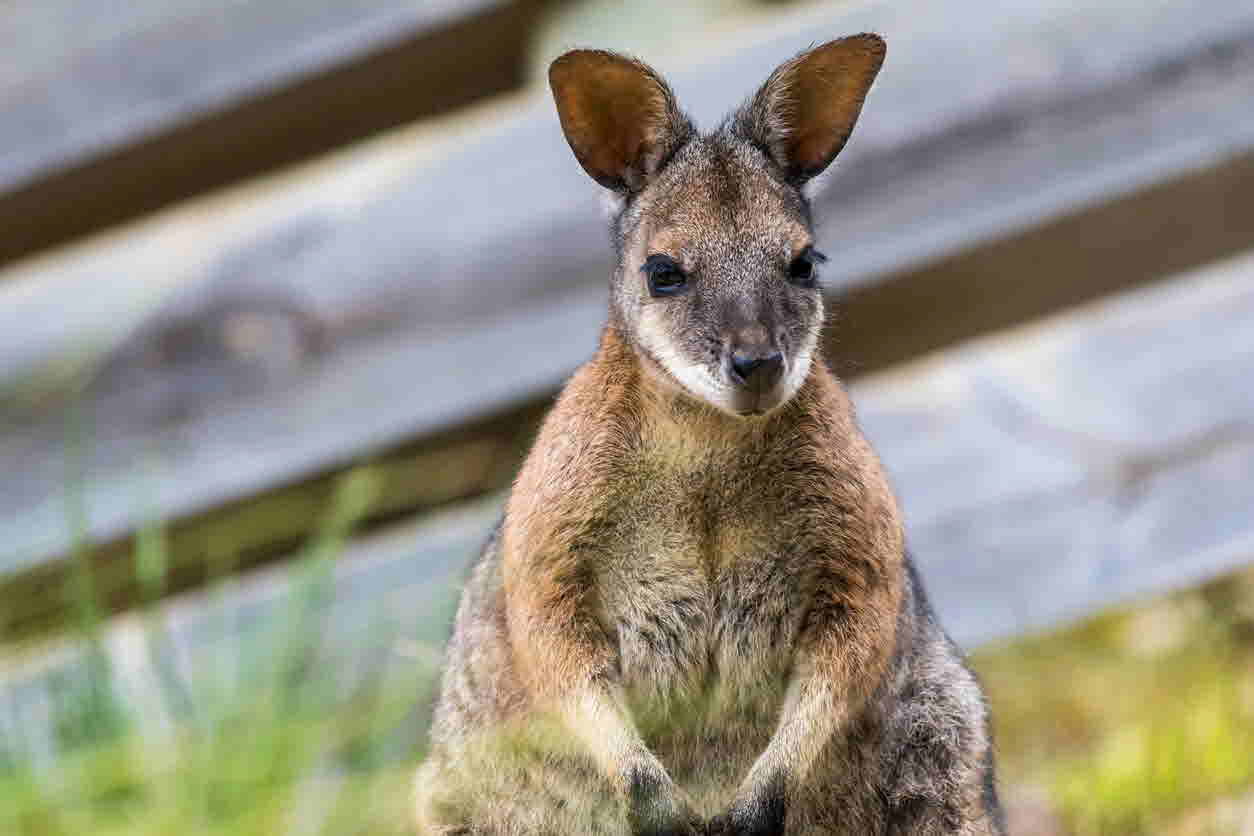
{"left": 549, "top": 50, "right": 694, "bottom": 193}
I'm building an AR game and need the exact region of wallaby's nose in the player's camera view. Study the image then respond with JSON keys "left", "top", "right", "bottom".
{"left": 730, "top": 348, "right": 784, "bottom": 389}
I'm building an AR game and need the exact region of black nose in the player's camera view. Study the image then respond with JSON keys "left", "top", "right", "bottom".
{"left": 730, "top": 349, "right": 784, "bottom": 388}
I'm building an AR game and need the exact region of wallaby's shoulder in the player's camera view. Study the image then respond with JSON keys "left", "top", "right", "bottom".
{"left": 503, "top": 328, "right": 645, "bottom": 549}
{"left": 513, "top": 329, "right": 641, "bottom": 472}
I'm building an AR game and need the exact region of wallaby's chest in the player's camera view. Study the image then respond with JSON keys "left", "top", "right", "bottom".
{"left": 593, "top": 441, "right": 816, "bottom": 701}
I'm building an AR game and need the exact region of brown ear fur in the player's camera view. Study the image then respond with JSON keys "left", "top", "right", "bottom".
{"left": 735, "top": 34, "right": 886, "bottom": 184}
{"left": 549, "top": 50, "right": 694, "bottom": 192}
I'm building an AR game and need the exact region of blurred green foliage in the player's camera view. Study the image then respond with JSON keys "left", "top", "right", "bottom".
{"left": 976, "top": 569, "right": 1254, "bottom": 834}
{"left": 1, "top": 470, "right": 452, "bottom": 836}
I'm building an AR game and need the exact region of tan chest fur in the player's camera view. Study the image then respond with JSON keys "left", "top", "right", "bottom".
{"left": 587, "top": 404, "right": 827, "bottom": 779}
{"left": 499, "top": 334, "right": 903, "bottom": 796}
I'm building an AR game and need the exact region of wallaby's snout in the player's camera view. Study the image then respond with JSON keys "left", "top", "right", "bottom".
{"left": 550, "top": 35, "right": 885, "bottom": 418}
{"left": 729, "top": 342, "right": 783, "bottom": 391}
{"left": 724, "top": 320, "right": 787, "bottom": 413}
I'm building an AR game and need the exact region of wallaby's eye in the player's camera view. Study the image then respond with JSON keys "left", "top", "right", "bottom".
{"left": 787, "top": 246, "right": 827, "bottom": 288}
{"left": 642, "top": 254, "right": 688, "bottom": 297}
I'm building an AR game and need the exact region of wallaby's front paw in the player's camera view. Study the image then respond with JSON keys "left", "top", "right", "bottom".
{"left": 707, "top": 787, "right": 785, "bottom": 836}
{"left": 626, "top": 762, "right": 704, "bottom": 836}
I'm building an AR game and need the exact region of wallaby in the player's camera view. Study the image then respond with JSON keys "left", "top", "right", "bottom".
{"left": 416, "top": 34, "right": 1005, "bottom": 835}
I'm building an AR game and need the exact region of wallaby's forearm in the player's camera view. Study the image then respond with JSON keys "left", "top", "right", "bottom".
{"left": 712, "top": 578, "right": 899, "bottom": 833}
{"left": 560, "top": 680, "right": 685, "bottom": 800}
{"left": 504, "top": 540, "right": 700, "bottom": 833}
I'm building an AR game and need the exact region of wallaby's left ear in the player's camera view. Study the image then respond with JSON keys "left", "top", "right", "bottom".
{"left": 734, "top": 34, "right": 886, "bottom": 185}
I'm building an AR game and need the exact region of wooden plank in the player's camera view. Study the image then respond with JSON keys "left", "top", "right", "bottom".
{"left": 0, "top": 0, "right": 545, "bottom": 267}
{"left": 860, "top": 253, "right": 1254, "bottom": 647}
{"left": 0, "top": 402, "right": 550, "bottom": 639}
{"left": 3, "top": 0, "right": 1254, "bottom": 638}
{"left": 0, "top": 0, "right": 512, "bottom": 189}
{"left": 7, "top": 248, "right": 1253, "bottom": 753}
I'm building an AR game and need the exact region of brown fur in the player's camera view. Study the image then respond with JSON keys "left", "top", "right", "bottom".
{"left": 416, "top": 35, "right": 1004, "bottom": 835}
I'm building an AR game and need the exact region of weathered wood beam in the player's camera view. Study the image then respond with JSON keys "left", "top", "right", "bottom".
{"left": 8, "top": 249, "right": 1253, "bottom": 747}
{"left": 0, "top": 0, "right": 546, "bottom": 268}
{"left": 865, "top": 251, "right": 1254, "bottom": 647}
{"left": 0, "top": 402, "right": 549, "bottom": 639}
{"left": 3, "top": 0, "right": 1254, "bottom": 639}
{"left": 827, "top": 148, "right": 1254, "bottom": 377}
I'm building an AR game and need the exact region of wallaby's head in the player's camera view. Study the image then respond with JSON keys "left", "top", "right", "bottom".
{"left": 550, "top": 35, "right": 884, "bottom": 416}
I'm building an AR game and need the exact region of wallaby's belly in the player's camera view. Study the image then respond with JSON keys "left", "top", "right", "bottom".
{"left": 597, "top": 510, "right": 809, "bottom": 804}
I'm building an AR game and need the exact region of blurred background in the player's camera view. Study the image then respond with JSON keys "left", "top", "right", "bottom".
{"left": 1, "top": 0, "right": 1253, "bottom": 833}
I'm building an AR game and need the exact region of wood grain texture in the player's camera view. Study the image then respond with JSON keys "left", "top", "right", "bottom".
{"left": 0, "top": 0, "right": 543, "bottom": 266}
{"left": 0, "top": 0, "right": 502, "bottom": 188}
{"left": 2, "top": 0, "right": 1254, "bottom": 636}
{"left": 6, "top": 249, "right": 1252, "bottom": 751}
{"left": 859, "top": 251, "right": 1254, "bottom": 647}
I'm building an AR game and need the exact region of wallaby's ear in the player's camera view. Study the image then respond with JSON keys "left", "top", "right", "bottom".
{"left": 734, "top": 34, "right": 885, "bottom": 185}
{"left": 549, "top": 50, "right": 694, "bottom": 192}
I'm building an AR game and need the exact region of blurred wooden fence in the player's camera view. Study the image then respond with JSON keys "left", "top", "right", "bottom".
{"left": 6, "top": 247, "right": 1253, "bottom": 753}
{"left": 0, "top": 0, "right": 547, "bottom": 267}
{"left": 2, "top": 0, "right": 1254, "bottom": 644}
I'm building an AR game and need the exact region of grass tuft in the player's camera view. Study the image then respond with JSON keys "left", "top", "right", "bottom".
{"left": 975, "top": 569, "right": 1254, "bottom": 835}
{"left": 0, "top": 469, "right": 446, "bottom": 836}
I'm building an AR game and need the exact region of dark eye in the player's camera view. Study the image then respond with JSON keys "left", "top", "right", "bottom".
{"left": 642, "top": 254, "right": 688, "bottom": 297}
{"left": 788, "top": 247, "right": 827, "bottom": 288}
